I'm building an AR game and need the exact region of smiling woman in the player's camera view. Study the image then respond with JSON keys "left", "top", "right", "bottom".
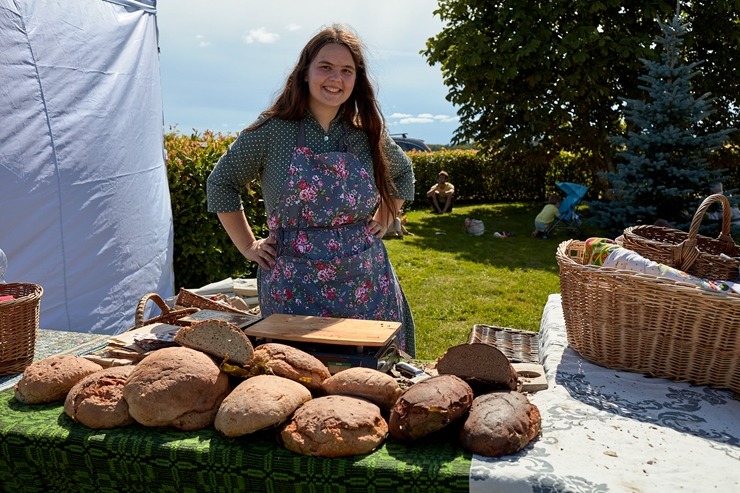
{"left": 205, "top": 24, "right": 419, "bottom": 356}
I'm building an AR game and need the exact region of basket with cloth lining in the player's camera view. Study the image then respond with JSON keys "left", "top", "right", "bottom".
{"left": 621, "top": 193, "right": 740, "bottom": 281}
{"left": 556, "top": 239, "right": 740, "bottom": 394}
{"left": 0, "top": 283, "right": 43, "bottom": 376}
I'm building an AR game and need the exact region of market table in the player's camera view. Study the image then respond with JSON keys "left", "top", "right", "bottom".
{"left": 1, "top": 294, "right": 738, "bottom": 492}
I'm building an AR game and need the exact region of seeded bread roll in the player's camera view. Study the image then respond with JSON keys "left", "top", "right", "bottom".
{"left": 123, "top": 347, "right": 230, "bottom": 431}
{"left": 64, "top": 365, "right": 135, "bottom": 429}
{"left": 174, "top": 319, "right": 254, "bottom": 366}
{"left": 280, "top": 395, "right": 388, "bottom": 457}
{"left": 249, "top": 343, "right": 330, "bottom": 393}
{"left": 14, "top": 355, "right": 104, "bottom": 404}
{"left": 321, "top": 367, "right": 402, "bottom": 410}
{"left": 215, "top": 374, "right": 312, "bottom": 437}
{"left": 436, "top": 343, "right": 519, "bottom": 391}
{"left": 388, "top": 374, "right": 474, "bottom": 441}
{"left": 460, "top": 391, "right": 541, "bottom": 457}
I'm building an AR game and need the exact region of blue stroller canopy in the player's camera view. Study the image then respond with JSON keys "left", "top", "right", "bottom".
{"left": 556, "top": 182, "right": 589, "bottom": 222}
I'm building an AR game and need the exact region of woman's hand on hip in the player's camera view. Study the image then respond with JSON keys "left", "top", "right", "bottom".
{"left": 368, "top": 219, "right": 387, "bottom": 239}
{"left": 243, "top": 237, "right": 277, "bottom": 270}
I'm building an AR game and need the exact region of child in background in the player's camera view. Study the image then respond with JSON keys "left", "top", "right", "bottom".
{"left": 532, "top": 193, "right": 561, "bottom": 238}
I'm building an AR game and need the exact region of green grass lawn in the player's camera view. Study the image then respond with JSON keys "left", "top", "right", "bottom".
{"left": 383, "top": 202, "right": 583, "bottom": 360}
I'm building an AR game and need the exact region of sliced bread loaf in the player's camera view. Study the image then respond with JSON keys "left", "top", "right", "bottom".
{"left": 174, "top": 319, "right": 254, "bottom": 366}
{"left": 436, "top": 343, "right": 519, "bottom": 392}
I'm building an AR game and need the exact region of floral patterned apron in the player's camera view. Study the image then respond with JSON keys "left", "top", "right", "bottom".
{"left": 258, "top": 121, "right": 415, "bottom": 355}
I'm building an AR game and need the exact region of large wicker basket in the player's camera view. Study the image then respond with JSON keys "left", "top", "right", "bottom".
{"left": 621, "top": 194, "right": 740, "bottom": 280}
{"left": 0, "top": 283, "right": 43, "bottom": 376}
{"left": 556, "top": 239, "right": 740, "bottom": 394}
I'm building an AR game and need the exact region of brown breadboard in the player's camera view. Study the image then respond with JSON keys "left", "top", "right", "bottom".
{"left": 245, "top": 314, "right": 400, "bottom": 347}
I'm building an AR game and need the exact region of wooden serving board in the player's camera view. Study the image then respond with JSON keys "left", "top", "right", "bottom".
{"left": 245, "top": 314, "right": 401, "bottom": 347}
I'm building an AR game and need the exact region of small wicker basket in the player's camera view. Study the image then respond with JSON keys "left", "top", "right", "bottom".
{"left": 621, "top": 194, "right": 740, "bottom": 280}
{"left": 467, "top": 324, "right": 540, "bottom": 364}
{"left": 556, "top": 239, "right": 740, "bottom": 394}
{"left": 0, "top": 283, "right": 43, "bottom": 376}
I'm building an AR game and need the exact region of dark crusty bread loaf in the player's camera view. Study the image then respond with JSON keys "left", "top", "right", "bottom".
{"left": 14, "top": 355, "right": 103, "bottom": 404}
{"left": 436, "top": 343, "right": 519, "bottom": 391}
{"left": 249, "top": 343, "right": 330, "bottom": 393}
{"left": 174, "top": 319, "right": 254, "bottom": 366}
{"left": 215, "top": 374, "right": 312, "bottom": 437}
{"left": 459, "top": 391, "right": 541, "bottom": 457}
{"left": 321, "top": 367, "right": 403, "bottom": 410}
{"left": 280, "top": 395, "right": 388, "bottom": 457}
{"left": 123, "top": 347, "right": 230, "bottom": 431}
{"left": 388, "top": 374, "right": 474, "bottom": 442}
{"left": 63, "top": 365, "right": 135, "bottom": 429}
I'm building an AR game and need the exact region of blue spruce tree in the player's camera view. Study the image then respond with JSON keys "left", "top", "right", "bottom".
{"left": 588, "top": 13, "right": 733, "bottom": 237}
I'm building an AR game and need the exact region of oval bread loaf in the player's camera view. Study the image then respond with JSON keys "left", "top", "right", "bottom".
{"left": 249, "top": 343, "right": 330, "bottom": 393}
{"left": 388, "top": 374, "right": 473, "bottom": 441}
{"left": 460, "top": 391, "right": 541, "bottom": 457}
{"left": 14, "top": 355, "right": 103, "bottom": 404}
{"left": 321, "top": 367, "right": 402, "bottom": 410}
{"left": 123, "top": 347, "right": 231, "bottom": 431}
{"left": 64, "top": 365, "right": 135, "bottom": 429}
{"left": 436, "top": 343, "right": 519, "bottom": 391}
{"left": 280, "top": 395, "right": 388, "bottom": 457}
{"left": 215, "top": 374, "right": 312, "bottom": 437}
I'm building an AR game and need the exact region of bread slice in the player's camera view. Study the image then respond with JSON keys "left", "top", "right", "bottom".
{"left": 436, "top": 343, "right": 519, "bottom": 391}
{"left": 174, "top": 319, "right": 254, "bottom": 366}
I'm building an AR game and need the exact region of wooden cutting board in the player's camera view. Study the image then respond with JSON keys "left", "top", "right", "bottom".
{"left": 244, "top": 314, "right": 401, "bottom": 347}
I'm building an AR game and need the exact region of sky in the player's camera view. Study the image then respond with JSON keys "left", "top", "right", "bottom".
{"left": 156, "top": 0, "right": 459, "bottom": 145}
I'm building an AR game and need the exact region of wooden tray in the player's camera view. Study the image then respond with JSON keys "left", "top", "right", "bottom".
{"left": 245, "top": 314, "right": 401, "bottom": 347}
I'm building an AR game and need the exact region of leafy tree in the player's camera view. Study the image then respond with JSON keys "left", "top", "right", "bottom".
{"left": 588, "top": 13, "right": 733, "bottom": 236}
{"left": 423, "top": 0, "right": 740, "bottom": 176}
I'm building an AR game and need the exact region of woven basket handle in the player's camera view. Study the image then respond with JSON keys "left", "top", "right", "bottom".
{"left": 134, "top": 293, "right": 172, "bottom": 329}
{"left": 673, "top": 194, "right": 736, "bottom": 270}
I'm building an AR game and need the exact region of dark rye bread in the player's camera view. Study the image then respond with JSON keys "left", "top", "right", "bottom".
{"left": 460, "top": 391, "right": 541, "bottom": 457}
{"left": 388, "top": 374, "right": 473, "bottom": 442}
{"left": 63, "top": 365, "right": 135, "bottom": 429}
{"left": 174, "top": 319, "right": 254, "bottom": 366}
{"left": 249, "top": 343, "right": 330, "bottom": 393}
{"left": 14, "top": 355, "right": 103, "bottom": 404}
{"left": 436, "top": 343, "right": 519, "bottom": 391}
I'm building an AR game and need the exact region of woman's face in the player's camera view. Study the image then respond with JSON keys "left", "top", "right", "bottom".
{"left": 306, "top": 43, "right": 356, "bottom": 118}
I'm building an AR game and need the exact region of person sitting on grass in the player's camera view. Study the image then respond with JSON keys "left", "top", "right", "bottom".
{"left": 426, "top": 171, "right": 454, "bottom": 213}
{"left": 532, "top": 193, "right": 561, "bottom": 239}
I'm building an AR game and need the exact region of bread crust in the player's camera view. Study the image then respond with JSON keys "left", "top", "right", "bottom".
{"left": 174, "top": 319, "right": 254, "bottom": 366}
{"left": 215, "top": 374, "right": 312, "bottom": 437}
{"left": 123, "top": 347, "right": 230, "bottom": 430}
{"left": 280, "top": 395, "right": 388, "bottom": 457}
{"left": 63, "top": 365, "right": 135, "bottom": 429}
{"left": 436, "top": 343, "right": 519, "bottom": 391}
{"left": 459, "top": 391, "right": 541, "bottom": 457}
{"left": 249, "top": 343, "right": 330, "bottom": 393}
{"left": 14, "top": 355, "right": 103, "bottom": 404}
{"left": 321, "top": 367, "right": 402, "bottom": 410}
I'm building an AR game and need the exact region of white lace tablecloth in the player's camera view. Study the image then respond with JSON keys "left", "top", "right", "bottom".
{"left": 470, "top": 293, "right": 740, "bottom": 492}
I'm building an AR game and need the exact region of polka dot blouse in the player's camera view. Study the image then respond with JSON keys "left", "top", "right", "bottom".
{"left": 206, "top": 112, "right": 416, "bottom": 214}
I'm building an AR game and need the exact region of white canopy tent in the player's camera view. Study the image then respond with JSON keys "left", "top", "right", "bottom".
{"left": 0, "top": 0, "right": 174, "bottom": 334}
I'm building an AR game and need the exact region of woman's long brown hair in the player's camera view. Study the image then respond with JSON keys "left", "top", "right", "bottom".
{"left": 247, "top": 24, "right": 395, "bottom": 220}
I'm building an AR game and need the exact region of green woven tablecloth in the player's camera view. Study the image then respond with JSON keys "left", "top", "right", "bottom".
{"left": 0, "top": 390, "right": 471, "bottom": 493}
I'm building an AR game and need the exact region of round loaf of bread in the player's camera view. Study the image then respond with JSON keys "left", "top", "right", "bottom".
{"left": 250, "top": 343, "right": 330, "bottom": 393}
{"left": 388, "top": 374, "right": 473, "bottom": 442}
{"left": 123, "top": 347, "right": 230, "bottom": 430}
{"left": 280, "top": 395, "right": 388, "bottom": 457}
{"left": 63, "top": 365, "right": 135, "bottom": 429}
{"left": 321, "top": 367, "right": 402, "bottom": 410}
{"left": 14, "top": 355, "right": 103, "bottom": 404}
{"left": 460, "top": 391, "right": 541, "bottom": 457}
{"left": 215, "top": 374, "right": 312, "bottom": 437}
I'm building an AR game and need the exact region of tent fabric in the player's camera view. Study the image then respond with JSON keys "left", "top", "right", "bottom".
{"left": 0, "top": 0, "right": 174, "bottom": 334}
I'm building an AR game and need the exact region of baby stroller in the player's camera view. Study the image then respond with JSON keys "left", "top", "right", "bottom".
{"left": 548, "top": 182, "right": 589, "bottom": 235}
